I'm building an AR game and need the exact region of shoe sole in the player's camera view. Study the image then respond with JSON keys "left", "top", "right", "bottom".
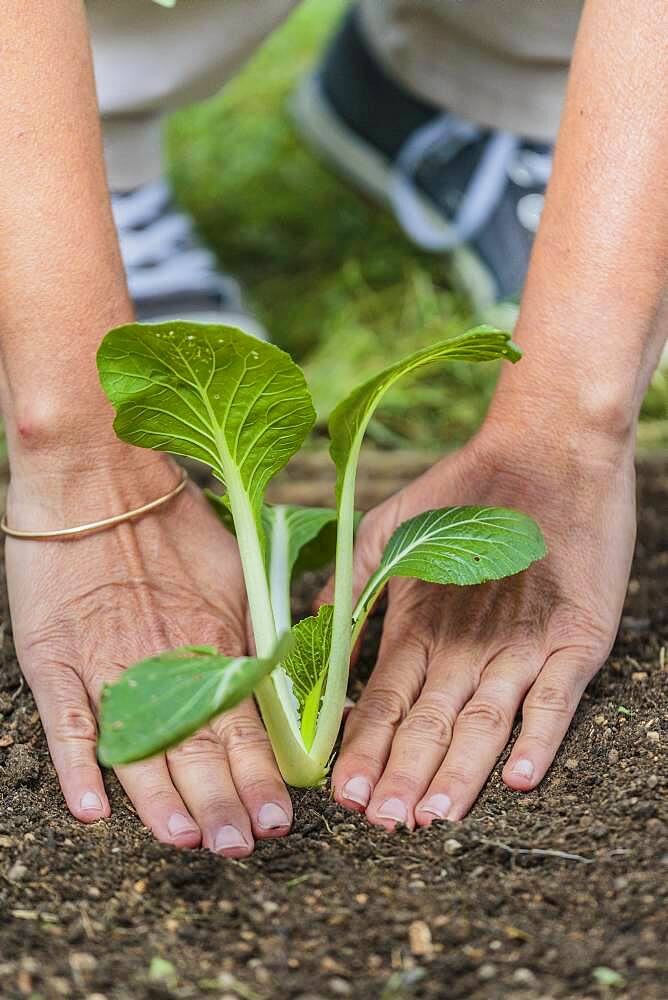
{"left": 291, "top": 73, "right": 509, "bottom": 318}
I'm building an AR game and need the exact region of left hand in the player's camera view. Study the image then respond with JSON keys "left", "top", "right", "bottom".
{"left": 329, "top": 423, "right": 636, "bottom": 828}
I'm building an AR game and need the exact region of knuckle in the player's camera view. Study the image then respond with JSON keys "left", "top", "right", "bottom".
{"left": 549, "top": 609, "right": 612, "bottom": 658}
{"left": 196, "top": 791, "right": 243, "bottom": 818}
{"left": 458, "top": 699, "right": 509, "bottom": 734}
{"left": 400, "top": 706, "right": 453, "bottom": 747}
{"left": 438, "top": 762, "right": 473, "bottom": 787}
{"left": 525, "top": 684, "right": 573, "bottom": 717}
{"left": 167, "top": 730, "right": 223, "bottom": 764}
{"left": 53, "top": 706, "right": 98, "bottom": 745}
{"left": 234, "top": 774, "right": 280, "bottom": 801}
{"left": 381, "top": 766, "right": 421, "bottom": 792}
{"left": 216, "top": 717, "right": 270, "bottom": 754}
{"left": 354, "top": 686, "right": 412, "bottom": 728}
{"left": 142, "top": 784, "right": 178, "bottom": 811}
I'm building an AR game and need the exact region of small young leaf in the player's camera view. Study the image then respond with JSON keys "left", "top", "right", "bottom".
{"left": 592, "top": 967, "right": 625, "bottom": 988}
{"left": 282, "top": 606, "right": 334, "bottom": 750}
{"left": 98, "top": 633, "right": 294, "bottom": 767}
{"left": 207, "top": 494, "right": 359, "bottom": 580}
{"left": 355, "top": 506, "right": 546, "bottom": 618}
{"left": 97, "top": 322, "right": 315, "bottom": 526}
{"left": 328, "top": 326, "right": 520, "bottom": 502}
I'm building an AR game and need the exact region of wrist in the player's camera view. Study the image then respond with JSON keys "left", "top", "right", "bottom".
{"left": 6, "top": 430, "right": 180, "bottom": 531}
{"left": 473, "top": 388, "right": 636, "bottom": 490}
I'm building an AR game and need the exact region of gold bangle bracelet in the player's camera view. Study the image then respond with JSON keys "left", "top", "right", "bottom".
{"left": 0, "top": 469, "right": 189, "bottom": 541}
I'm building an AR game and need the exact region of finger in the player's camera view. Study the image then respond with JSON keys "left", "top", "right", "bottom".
{"left": 365, "top": 652, "right": 476, "bottom": 830}
{"left": 115, "top": 756, "right": 201, "bottom": 849}
{"left": 167, "top": 729, "right": 254, "bottom": 858}
{"left": 29, "top": 663, "right": 110, "bottom": 823}
{"left": 213, "top": 700, "right": 293, "bottom": 840}
{"left": 331, "top": 619, "right": 428, "bottom": 822}
{"left": 416, "top": 648, "right": 540, "bottom": 824}
{"left": 503, "top": 648, "right": 595, "bottom": 791}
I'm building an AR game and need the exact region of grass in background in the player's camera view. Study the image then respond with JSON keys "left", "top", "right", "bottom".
{"left": 166, "top": 0, "right": 666, "bottom": 451}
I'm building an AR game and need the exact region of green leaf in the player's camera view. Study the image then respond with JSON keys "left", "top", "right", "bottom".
{"left": 355, "top": 506, "right": 547, "bottom": 621}
{"left": 98, "top": 633, "right": 294, "bottom": 767}
{"left": 149, "top": 959, "right": 177, "bottom": 985}
{"left": 205, "top": 489, "right": 236, "bottom": 532}
{"left": 264, "top": 504, "right": 338, "bottom": 577}
{"left": 282, "top": 606, "right": 334, "bottom": 750}
{"left": 592, "top": 967, "right": 625, "bottom": 988}
{"left": 312, "top": 326, "right": 521, "bottom": 766}
{"left": 97, "top": 321, "right": 315, "bottom": 526}
{"left": 328, "top": 326, "right": 520, "bottom": 501}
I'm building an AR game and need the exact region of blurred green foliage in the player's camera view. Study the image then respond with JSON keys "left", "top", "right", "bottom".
{"left": 166, "top": 0, "right": 666, "bottom": 451}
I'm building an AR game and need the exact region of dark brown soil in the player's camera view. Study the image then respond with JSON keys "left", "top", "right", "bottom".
{"left": 0, "top": 455, "right": 666, "bottom": 1000}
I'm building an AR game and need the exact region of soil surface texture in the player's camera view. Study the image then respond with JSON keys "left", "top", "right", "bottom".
{"left": 0, "top": 454, "right": 666, "bottom": 1000}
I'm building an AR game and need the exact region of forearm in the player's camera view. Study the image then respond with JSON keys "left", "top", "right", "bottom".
{"left": 0, "top": 1, "right": 134, "bottom": 477}
{"left": 489, "top": 0, "right": 667, "bottom": 446}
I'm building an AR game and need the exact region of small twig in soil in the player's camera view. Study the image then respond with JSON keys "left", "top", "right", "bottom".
{"left": 479, "top": 838, "right": 594, "bottom": 864}
{"left": 285, "top": 873, "right": 311, "bottom": 888}
{"left": 10, "top": 676, "right": 24, "bottom": 702}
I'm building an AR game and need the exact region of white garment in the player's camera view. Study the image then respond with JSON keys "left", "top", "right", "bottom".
{"left": 87, "top": 0, "right": 581, "bottom": 190}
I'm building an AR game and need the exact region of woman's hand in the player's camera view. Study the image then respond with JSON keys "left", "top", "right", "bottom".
{"left": 5, "top": 453, "right": 292, "bottom": 857}
{"left": 330, "top": 425, "right": 636, "bottom": 828}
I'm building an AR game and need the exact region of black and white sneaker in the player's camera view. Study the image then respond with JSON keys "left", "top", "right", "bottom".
{"left": 292, "top": 7, "right": 552, "bottom": 316}
{"left": 111, "top": 180, "right": 268, "bottom": 339}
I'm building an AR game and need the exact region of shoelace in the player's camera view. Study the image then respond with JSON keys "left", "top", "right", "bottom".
{"left": 389, "top": 114, "right": 553, "bottom": 253}
{"left": 111, "top": 180, "right": 242, "bottom": 305}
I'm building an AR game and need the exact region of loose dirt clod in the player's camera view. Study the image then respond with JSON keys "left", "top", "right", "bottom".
{"left": 0, "top": 745, "right": 39, "bottom": 790}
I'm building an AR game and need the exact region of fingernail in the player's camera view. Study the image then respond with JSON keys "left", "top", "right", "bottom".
{"left": 167, "top": 812, "right": 199, "bottom": 837}
{"left": 419, "top": 794, "right": 452, "bottom": 820}
{"left": 377, "top": 797, "right": 408, "bottom": 824}
{"left": 80, "top": 791, "right": 103, "bottom": 812}
{"left": 214, "top": 825, "right": 248, "bottom": 853}
{"left": 510, "top": 758, "right": 534, "bottom": 780}
{"left": 258, "top": 803, "right": 290, "bottom": 830}
{"left": 341, "top": 776, "right": 372, "bottom": 807}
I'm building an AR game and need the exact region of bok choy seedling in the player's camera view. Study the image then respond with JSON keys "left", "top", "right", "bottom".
{"left": 96, "top": 321, "right": 546, "bottom": 785}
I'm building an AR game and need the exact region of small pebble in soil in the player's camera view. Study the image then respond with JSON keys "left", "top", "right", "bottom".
{"left": 409, "top": 920, "right": 433, "bottom": 957}
{"left": 512, "top": 967, "right": 538, "bottom": 987}
{"left": 329, "top": 977, "right": 352, "bottom": 995}
{"left": 478, "top": 963, "right": 497, "bottom": 980}
{"left": 632, "top": 671, "right": 648, "bottom": 682}
{"left": 607, "top": 749, "right": 620, "bottom": 764}
{"left": 590, "top": 821, "right": 608, "bottom": 839}
{"left": 646, "top": 731, "right": 660, "bottom": 743}
{"left": 69, "top": 953, "right": 97, "bottom": 973}
{"left": 7, "top": 861, "right": 27, "bottom": 882}
{"left": 444, "top": 838, "right": 462, "bottom": 855}
{"left": 565, "top": 758, "right": 579, "bottom": 771}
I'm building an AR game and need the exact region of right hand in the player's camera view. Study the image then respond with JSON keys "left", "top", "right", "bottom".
{"left": 5, "top": 452, "right": 293, "bottom": 857}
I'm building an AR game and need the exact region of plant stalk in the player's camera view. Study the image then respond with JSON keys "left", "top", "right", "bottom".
{"left": 310, "top": 456, "right": 358, "bottom": 768}
{"left": 225, "top": 473, "right": 322, "bottom": 786}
